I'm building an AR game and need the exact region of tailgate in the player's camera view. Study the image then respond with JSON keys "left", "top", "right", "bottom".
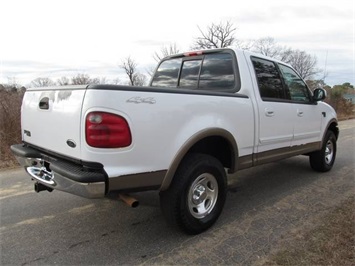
{"left": 21, "top": 85, "right": 87, "bottom": 159}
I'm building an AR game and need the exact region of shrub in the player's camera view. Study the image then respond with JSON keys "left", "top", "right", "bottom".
{"left": 0, "top": 89, "right": 24, "bottom": 168}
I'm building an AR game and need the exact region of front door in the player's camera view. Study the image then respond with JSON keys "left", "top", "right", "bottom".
{"left": 277, "top": 63, "right": 322, "bottom": 146}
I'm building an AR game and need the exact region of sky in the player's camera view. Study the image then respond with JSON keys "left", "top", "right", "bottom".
{"left": 0, "top": 0, "right": 354, "bottom": 87}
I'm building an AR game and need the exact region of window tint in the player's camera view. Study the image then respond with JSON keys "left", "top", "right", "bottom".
{"left": 151, "top": 52, "right": 236, "bottom": 91}
{"left": 278, "top": 64, "right": 311, "bottom": 102}
{"left": 199, "top": 53, "right": 235, "bottom": 89}
{"left": 252, "top": 57, "right": 284, "bottom": 99}
{"left": 151, "top": 58, "right": 181, "bottom": 87}
{"left": 179, "top": 60, "right": 201, "bottom": 88}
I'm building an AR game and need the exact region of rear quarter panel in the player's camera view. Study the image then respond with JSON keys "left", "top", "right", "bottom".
{"left": 81, "top": 89, "right": 255, "bottom": 179}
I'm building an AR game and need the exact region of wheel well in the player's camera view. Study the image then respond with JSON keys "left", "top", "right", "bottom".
{"left": 160, "top": 131, "right": 238, "bottom": 191}
{"left": 187, "top": 136, "right": 234, "bottom": 170}
{"left": 328, "top": 122, "right": 339, "bottom": 140}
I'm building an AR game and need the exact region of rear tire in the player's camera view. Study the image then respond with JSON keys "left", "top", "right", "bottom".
{"left": 160, "top": 153, "right": 227, "bottom": 234}
{"left": 309, "top": 130, "right": 337, "bottom": 172}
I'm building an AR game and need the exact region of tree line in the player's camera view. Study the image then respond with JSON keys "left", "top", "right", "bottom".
{"left": 1, "top": 20, "right": 328, "bottom": 89}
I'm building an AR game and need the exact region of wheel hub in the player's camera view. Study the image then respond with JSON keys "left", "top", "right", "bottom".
{"left": 325, "top": 140, "right": 334, "bottom": 164}
{"left": 192, "top": 184, "right": 207, "bottom": 204}
{"left": 188, "top": 173, "right": 218, "bottom": 219}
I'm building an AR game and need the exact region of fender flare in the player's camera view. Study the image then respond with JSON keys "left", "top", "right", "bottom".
{"left": 159, "top": 128, "right": 238, "bottom": 191}
{"left": 323, "top": 118, "right": 339, "bottom": 142}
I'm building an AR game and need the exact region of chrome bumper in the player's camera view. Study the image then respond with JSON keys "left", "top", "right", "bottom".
{"left": 11, "top": 145, "right": 106, "bottom": 199}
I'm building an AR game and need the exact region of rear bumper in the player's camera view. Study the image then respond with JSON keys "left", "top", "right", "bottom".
{"left": 11, "top": 144, "right": 106, "bottom": 199}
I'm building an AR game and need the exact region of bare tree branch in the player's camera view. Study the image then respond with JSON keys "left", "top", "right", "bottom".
{"left": 71, "top": 74, "right": 103, "bottom": 85}
{"left": 191, "top": 21, "right": 237, "bottom": 50}
{"left": 153, "top": 43, "right": 180, "bottom": 62}
{"left": 251, "top": 37, "right": 280, "bottom": 58}
{"left": 281, "top": 50, "right": 319, "bottom": 80}
{"left": 57, "top": 76, "right": 70, "bottom": 86}
{"left": 119, "top": 57, "right": 147, "bottom": 86}
{"left": 250, "top": 37, "right": 320, "bottom": 80}
{"left": 120, "top": 57, "right": 137, "bottom": 86}
{"left": 132, "top": 73, "right": 147, "bottom": 86}
{"left": 30, "top": 77, "right": 55, "bottom": 87}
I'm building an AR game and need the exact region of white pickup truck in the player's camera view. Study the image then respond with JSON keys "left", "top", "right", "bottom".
{"left": 11, "top": 48, "right": 338, "bottom": 234}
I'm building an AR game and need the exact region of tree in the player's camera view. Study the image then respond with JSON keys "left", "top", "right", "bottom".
{"left": 153, "top": 43, "right": 180, "bottom": 62}
{"left": 329, "top": 84, "right": 353, "bottom": 115}
{"left": 306, "top": 79, "right": 327, "bottom": 91}
{"left": 281, "top": 50, "right": 319, "bottom": 80}
{"left": 0, "top": 85, "right": 24, "bottom": 165}
{"left": 192, "top": 21, "right": 236, "bottom": 49}
{"left": 57, "top": 76, "right": 70, "bottom": 86}
{"left": 71, "top": 74, "right": 91, "bottom": 85}
{"left": 71, "top": 74, "right": 103, "bottom": 85}
{"left": 251, "top": 37, "right": 283, "bottom": 58}
{"left": 120, "top": 56, "right": 147, "bottom": 86}
{"left": 341, "top": 82, "right": 354, "bottom": 90}
{"left": 132, "top": 73, "right": 147, "bottom": 86}
{"left": 120, "top": 57, "right": 137, "bottom": 86}
{"left": 250, "top": 37, "right": 320, "bottom": 80}
{"left": 4, "top": 77, "right": 21, "bottom": 91}
{"left": 111, "top": 78, "right": 121, "bottom": 85}
{"left": 30, "top": 77, "right": 55, "bottom": 87}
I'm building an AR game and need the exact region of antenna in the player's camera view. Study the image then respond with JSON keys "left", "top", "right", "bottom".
{"left": 323, "top": 50, "right": 328, "bottom": 84}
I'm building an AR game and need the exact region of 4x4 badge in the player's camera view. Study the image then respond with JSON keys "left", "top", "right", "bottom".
{"left": 126, "top": 97, "right": 156, "bottom": 104}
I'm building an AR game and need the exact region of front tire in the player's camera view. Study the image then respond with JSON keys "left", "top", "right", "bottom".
{"left": 309, "top": 130, "right": 337, "bottom": 172}
{"left": 160, "top": 153, "right": 227, "bottom": 234}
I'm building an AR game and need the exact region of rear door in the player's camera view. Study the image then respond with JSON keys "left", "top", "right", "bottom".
{"left": 250, "top": 56, "right": 294, "bottom": 153}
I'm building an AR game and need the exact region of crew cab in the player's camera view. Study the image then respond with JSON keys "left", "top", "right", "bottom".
{"left": 11, "top": 48, "right": 338, "bottom": 234}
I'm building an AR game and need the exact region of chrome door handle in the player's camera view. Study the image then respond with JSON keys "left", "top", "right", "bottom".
{"left": 265, "top": 108, "right": 274, "bottom": 117}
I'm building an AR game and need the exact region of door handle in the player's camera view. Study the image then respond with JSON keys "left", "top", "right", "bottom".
{"left": 297, "top": 110, "right": 304, "bottom": 117}
{"left": 39, "top": 97, "right": 49, "bottom": 110}
{"left": 265, "top": 108, "right": 274, "bottom": 117}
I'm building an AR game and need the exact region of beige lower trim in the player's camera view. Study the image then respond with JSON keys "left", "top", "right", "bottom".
{"left": 255, "top": 141, "right": 321, "bottom": 166}
{"left": 237, "top": 142, "right": 321, "bottom": 170}
{"left": 108, "top": 170, "right": 167, "bottom": 192}
{"left": 108, "top": 142, "right": 322, "bottom": 193}
{"left": 236, "top": 155, "right": 253, "bottom": 170}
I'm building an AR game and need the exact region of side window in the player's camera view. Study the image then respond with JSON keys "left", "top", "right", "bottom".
{"left": 151, "top": 58, "right": 181, "bottom": 87}
{"left": 251, "top": 57, "right": 285, "bottom": 100}
{"left": 278, "top": 64, "right": 312, "bottom": 103}
{"left": 199, "top": 53, "right": 235, "bottom": 89}
{"left": 179, "top": 60, "right": 201, "bottom": 88}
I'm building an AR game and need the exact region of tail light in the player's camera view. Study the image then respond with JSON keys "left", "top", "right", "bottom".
{"left": 86, "top": 112, "right": 132, "bottom": 148}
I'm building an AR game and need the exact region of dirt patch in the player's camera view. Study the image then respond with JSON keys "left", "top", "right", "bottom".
{"left": 259, "top": 196, "right": 355, "bottom": 266}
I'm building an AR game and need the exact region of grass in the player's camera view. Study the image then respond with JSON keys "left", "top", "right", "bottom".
{"left": 262, "top": 196, "right": 355, "bottom": 266}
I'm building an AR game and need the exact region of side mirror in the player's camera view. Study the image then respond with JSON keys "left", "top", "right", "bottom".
{"left": 313, "top": 88, "right": 327, "bottom": 102}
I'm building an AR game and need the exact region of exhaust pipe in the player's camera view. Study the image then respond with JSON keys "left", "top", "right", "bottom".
{"left": 34, "top": 182, "right": 53, "bottom": 193}
{"left": 119, "top": 193, "right": 139, "bottom": 208}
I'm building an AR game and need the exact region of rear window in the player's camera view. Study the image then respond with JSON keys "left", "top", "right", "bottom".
{"left": 151, "top": 53, "right": 236, "bottom": 91}
{"left": 151, "top": 58, "right": 181, "bottom": 87}
{"left": 179, "top": 60, "right": 201, "bottom": 88}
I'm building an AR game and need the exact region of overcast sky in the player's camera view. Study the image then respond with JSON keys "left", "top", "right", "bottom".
{"left": 0, "top": 0, "right": 354, "bottom": 87}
